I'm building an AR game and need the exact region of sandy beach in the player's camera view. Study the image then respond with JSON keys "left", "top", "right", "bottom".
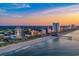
{"left": 63, "top": 30, "right": 79, "bottom": 41}
{"left": 0, "top": 36, "right": 57, "bottom": 55}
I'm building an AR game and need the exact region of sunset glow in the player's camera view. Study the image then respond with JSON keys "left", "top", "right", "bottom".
{"left": 0, "top": 3, "right": 79, "bottom": 26}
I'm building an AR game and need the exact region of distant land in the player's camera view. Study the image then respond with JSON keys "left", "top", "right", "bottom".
{"left": 0, "top": 25, "right": 52, "bottom": 30}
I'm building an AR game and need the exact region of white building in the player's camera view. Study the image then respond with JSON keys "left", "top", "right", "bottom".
{"left": 48, "top": 26, "right": 52, "bottom": 34}
{"left": 15, "top": 27, "right": 22, "bottom": 39}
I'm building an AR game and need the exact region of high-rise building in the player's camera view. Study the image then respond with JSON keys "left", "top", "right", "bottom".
{"left": 52, "top": 22, "right": 59, "bottom": 32}
{"left": 47, "top": 26, "right": 52, "bottom": 34}
{"left": 15, "top": 27, "right": 22, "bottom": 39}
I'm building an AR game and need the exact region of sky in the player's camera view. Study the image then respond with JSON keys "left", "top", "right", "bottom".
{"left": 0, "top": 3, "right": 79, "bottom": 26}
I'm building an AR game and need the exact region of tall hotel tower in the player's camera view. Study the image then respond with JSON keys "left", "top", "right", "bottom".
{"left": 52, "top": 22, "right": 59, "bottom": 33}
{"left": 15, "top": 27, "right": 22, "bottom": 39}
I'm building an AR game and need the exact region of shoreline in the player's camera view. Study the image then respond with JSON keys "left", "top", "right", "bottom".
{"left": 0, "top": 36, "right": 57, "bottom": 55}
{"left": 63, "top": 30, "right": 79, "bottom": 41}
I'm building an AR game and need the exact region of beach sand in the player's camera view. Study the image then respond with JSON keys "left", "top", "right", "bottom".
{"left": 63, "top": 30, "right": 79, "bottom": 41}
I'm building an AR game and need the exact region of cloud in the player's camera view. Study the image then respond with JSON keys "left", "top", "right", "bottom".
{"left": 1, "top": 4, "right": 79, "bottom": 19}
{"left": 28, "top": 4, "right": 79, "bottom": 18}
{"left": 0, "top": 12, "right": 24, "bottom": 19}
{"left": 41, "top": 4, "right": 79, "bottom": 15}
{"left": 0, "top": 8, "right": 7, "bottom": 13}
{"left": 5, "top": 3, "right": 31, "bottom": 9}
{"left": 12, "top": 3, "right": 31, "bottom": 8}
{"left": 11, "top": 14, "right": 24, "bottom": 18}
{"left": 0, "top": 8, "right": 25, "bottom": 18}
{"left": 0, "top": 8, "right": 10, "bottom": 18}
{"left": 0, "top": 4, "right": 29, "bottom": 18}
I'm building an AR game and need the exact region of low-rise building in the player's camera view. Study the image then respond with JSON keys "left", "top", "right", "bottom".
{"left": 41, "top": 29, "right": 46, "bottom": 35}
{"left": 4, "top": 36, "right": 10, "bottom": 40}
{"left": 10, "top": 35, "right": 16, "bottom": 40}
{"left": 31, "top": 30, "right": 41, "bottom": 36}
{"left": 0, "top": 34, "right": 4, "bottom": 40}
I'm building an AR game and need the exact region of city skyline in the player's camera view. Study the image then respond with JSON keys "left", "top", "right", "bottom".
{"left": 0, "top": 3, "right": 79, "bottom": 25}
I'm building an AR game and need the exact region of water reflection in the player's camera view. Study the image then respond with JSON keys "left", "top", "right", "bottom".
{"left": 46, "top": 37, "right": 60, "bottom": 50}
{"left": 47, "top": 39, "right": 53, "bottom": 49}
{"left": 53, "top": 37, "right": 59, "bottom": 42}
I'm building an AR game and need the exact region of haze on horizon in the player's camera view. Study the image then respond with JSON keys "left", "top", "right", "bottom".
{"left": 0, "top": 3, "right": 79, "bottom": 26}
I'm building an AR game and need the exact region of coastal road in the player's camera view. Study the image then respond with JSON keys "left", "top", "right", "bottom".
{"left": 1, "top": 30, "right": 79, "bottom": 56}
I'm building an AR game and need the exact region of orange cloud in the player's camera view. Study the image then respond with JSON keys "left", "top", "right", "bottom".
{"left": 0, "top": 12, "right": 79, "bottom": 26}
